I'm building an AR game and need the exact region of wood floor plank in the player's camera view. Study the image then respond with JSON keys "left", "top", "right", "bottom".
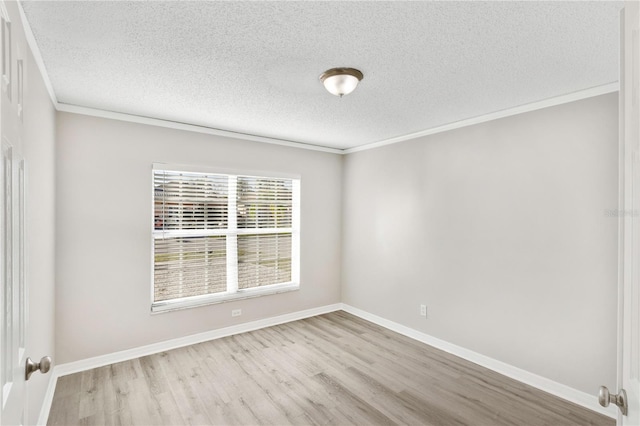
{"left": 78, "top": 367, "right": 103, "bottom": 420}
{"left": 313, "top": 372, "right": 395, "bottom": 426}
{"left": 47, "top": 392, "right": 80, "bottom": 426}
{"left": 52, "top": 373, "right": 82, "bottom": 399}
{"left": 221, "top": 338, "right": 299, "bottom": 425}
{"left": 156, "top": 350, "right": 212, "bottom": 425}
{"left": 344, "top": 365, "right": 464, "bottom": 426}
{"left": 48, "top": 311, "right": 614, "bottom": 426}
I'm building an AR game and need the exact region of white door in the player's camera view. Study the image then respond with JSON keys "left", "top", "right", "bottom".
{"left": 622, "top": 2, "right": 640, "bottom": 424}
{"left": 612, "top": 2, "right": 640, "bottom": 425}
{"left": 0, "top": 143, "right": 26, "bottom": 426}
{"left": 0, "top": 2, "right": 27, "bottom": 424}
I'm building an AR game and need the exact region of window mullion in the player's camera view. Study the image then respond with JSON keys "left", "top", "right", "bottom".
{"left": 227, "top": 175, "right": 238, "bottom": 293}
{"left": 291, "top": 179, "right": 301, "bottom": 285}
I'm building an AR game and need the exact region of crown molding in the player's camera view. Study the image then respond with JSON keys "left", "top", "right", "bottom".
{"left": 56, "top": 103, "right": 343, "bottom": 154}
{"left": 57, "top": 83, "right": 620, "bottom": 156}
{"left": 16, "top": 0, "right": 58, "bottom": 107}
{"left": 16, "top": 1, "right": 618, "bottom": 156}
{"left": 344, "top": 82, "right": 620, "bottom": 154}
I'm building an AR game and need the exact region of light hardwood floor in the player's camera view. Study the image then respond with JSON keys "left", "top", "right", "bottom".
{"left": 48, "top": 311, "right": 613, "bottom": 425}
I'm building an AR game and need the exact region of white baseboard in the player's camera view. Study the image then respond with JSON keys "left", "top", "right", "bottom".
{"left": 37, "top": 303, "right": 342, "bottom": 424}
{"left": 37, "top": 373, "right": 58, "bottom": 426}
{"left": 39, "top": 302, "right": 615, "bottom": 423}
{"left": 55, "top": 303, "right": 342, "bottom": 377}
{"left": 340, "top": 303, "right": 617, "bottom": 419}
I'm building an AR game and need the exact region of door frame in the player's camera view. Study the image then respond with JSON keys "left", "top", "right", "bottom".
{"left": 617, "top": 2, "right": 640, "bottom": 424}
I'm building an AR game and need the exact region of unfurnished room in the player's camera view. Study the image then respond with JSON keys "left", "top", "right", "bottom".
{"left": 0, "top": 1, "right": 639, "bottom": 425}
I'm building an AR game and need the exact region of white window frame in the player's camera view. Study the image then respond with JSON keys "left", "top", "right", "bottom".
{"left": 151, "top": 163, "right": 301, "bottom": 313}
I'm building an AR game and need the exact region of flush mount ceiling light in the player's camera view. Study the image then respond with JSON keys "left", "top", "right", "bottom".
{"left": 319, "top": 67, "right": 363, "bottom": 97}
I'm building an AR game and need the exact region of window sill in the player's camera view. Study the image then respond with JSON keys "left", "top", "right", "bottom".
{"left": 151, "top": 282, "right": 300, "bottom": 314}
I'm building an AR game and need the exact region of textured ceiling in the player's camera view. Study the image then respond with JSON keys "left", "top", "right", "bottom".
{"left": 21, "top": 1, "right": 621, "bottom": 150}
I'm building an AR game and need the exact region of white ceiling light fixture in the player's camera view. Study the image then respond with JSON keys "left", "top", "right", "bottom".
{"left": 320, "top": 67, "right": 363, "bottom": 97}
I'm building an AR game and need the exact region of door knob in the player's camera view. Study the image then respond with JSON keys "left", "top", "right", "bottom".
{"left": 25, "top": 356, "right": 52, "bottom": 381}
{"left": 598, "top": 385, "right": 628, "bottom": 416}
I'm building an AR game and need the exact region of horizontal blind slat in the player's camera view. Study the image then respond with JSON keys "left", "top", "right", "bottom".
{"left": 154, "top": 170, "right": 229, "bottom": 231}
{"left": 237, "top": 176, "right": 293, "bottom": 229}
{"left": 237, "top": 233, "right": 292, "bottom": 290}
{"left": 153, "top": 235, "right": 227, "bottom": 302}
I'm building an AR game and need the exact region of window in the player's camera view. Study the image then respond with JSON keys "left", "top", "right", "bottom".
{"left": 152, "top": 165, "right": 300, "bottom": 312}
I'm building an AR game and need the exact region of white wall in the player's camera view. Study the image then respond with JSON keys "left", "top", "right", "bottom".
{"left": 55, "top": 112, "right": 342, "bottom": 363}
{"left": 3, "top": 1, "right": 57, "bottom": 424}
{"left": 52, "top": 75, "right": 618, "bottom": 407}
{"left": 342, "top": 93, "right": 619, "bottom": 394}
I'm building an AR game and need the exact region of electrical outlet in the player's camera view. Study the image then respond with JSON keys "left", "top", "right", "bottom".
{"left": 420, "top": 304, "right": 427, "bottom": 317}
{"left": 231, "top": 309, "right": 242, "bottom": 317}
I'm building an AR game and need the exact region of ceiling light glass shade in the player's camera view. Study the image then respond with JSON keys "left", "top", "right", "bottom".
{"left": 320, "top": 68, "right": 363, "bottom": 97}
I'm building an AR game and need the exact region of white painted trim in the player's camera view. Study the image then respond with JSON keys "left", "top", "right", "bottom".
{"left": 56, "top": 83, "right": 618, "bottom": 155}
{"left": 54, "top": 303, "right": 342, "bottom": 377}
{"left": 38, "top": 304, "right": 342, "bottom": 423}
{"left": 22, "top": 74, "right": 617, "bottom": 157}
{"left": 152, "top": 162, "right": 302, "bottom": 180}
{"left": 39, "top": 303, "right": 615, "bottom": 422}
{"left": 40, "top": 304, "right": 342, "bottom": 422}
{"left": 11, "top": 7, "right": 619, "bottom": 157}
{"left": 56, "top": 103, "right": 343, "bottom": 155}
{"left": 50, "top": 87, "right": 619, "bottom": 157}
{"left": 36, "top": 375, "right": 56, "bottom": 426}
{"left": 15, "top": 1, "right": 58, "bottom": 107}
{"left": 344, "top": 83, "right": 620, "bottom": 154}
{"left": 616, "top": 8, "right": 626, "bottom": 409}
{"left": 151, "top": 284, "right": 300, "bottom": 314}
{"left": 340, "top": 303, "right": 617, "bottom": 419}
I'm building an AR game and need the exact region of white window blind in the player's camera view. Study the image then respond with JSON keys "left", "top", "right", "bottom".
{"left": 237, "top": 176, "right": 293, "bottom": 289}
{"left": 152, "top": 167, "right": 300, "bottom": 312}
